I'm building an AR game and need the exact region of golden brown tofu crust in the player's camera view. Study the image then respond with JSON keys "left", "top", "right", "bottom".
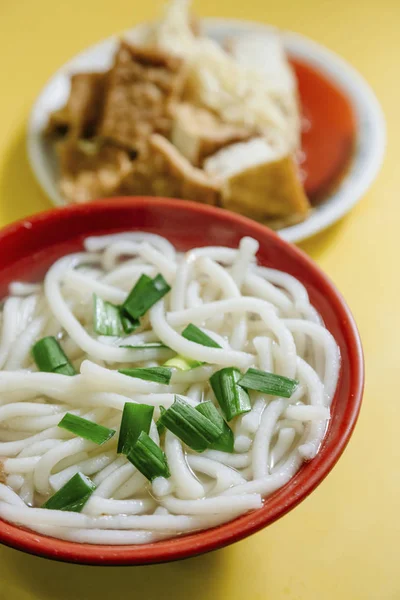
{"left": 99, "top": 42, "right": 186, "bottom": 151}
{"left": 221, "top": 155, "right": 310, "bottom": 222}
{"left": 0, "top": 461, "right": 5, "bottom": 484}
{"left": 171, "top": 103, "right": 254, "bottom": 166}
{"left": 119, "top": 134, "right": 220, "bottom": 205}
{"left": 43, "top": 33, "right": 309, "bottom": 230}
{"left": 45, "top": 72, "right": 107, "bottom": 139}
{"left": 44, "top": 106, "right": 70, "bottom": 138}
{"left": 57, "top": 139, "right": 134, "bottom": 204}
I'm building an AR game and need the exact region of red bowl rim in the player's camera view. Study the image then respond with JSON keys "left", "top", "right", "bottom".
{"left": 0, "top": 197, "right": 364, "bottom": 565}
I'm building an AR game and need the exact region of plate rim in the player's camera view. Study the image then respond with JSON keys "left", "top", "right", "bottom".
{"left": 27, "top": 17, "right": 386, "bottom": 243}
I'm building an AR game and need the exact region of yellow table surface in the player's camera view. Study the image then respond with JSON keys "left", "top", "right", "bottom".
{"left": 0, "top": 0, "right": 398, "bottom": 598}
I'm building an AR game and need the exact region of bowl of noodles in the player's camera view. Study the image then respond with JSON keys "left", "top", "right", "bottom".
{"left": 0, "top": 197, "right": 363, "bottom": 564}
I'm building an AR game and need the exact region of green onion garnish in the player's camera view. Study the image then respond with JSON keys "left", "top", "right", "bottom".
{"left": 120, "top": 274, "right": 153, "bottom": 330}
{"left": 42, "top": 472, "right": 96, "bottom": 512}
{"left": 120, "top": 312, "right": 140, "bottom": 334}
{"left": 163, "top": 356, "right": 203, "bottom": 371}
{"left": 117, "top": 402, "right": 154, "bottom": 455}
{"left": 127, "top": 431, "right": 170, "bottom": 481}
{"left": 163, "top": 325, "right": 221, "bottom": 371}
{"left": 181, "top": 324, "right": 221, "bottom": 348}
{"left": 130, "top": 273, "right": 152, "bottom": 290}
{"left": 92, "top": 292, "right": 139, "bottom": 335}
{"left": 238, "top": 368, "right": 299, "bottom": 398}
{"left": 210, "top": 367, "right": 251, "bottom": 421}
{"left": 122, "top": 273, "right": 171, "bottom": 320}
{"left": 58, "top": 413, "right": 115, "bottom": 445}
{"left": 93, "top": 294, "right": 124, "bottom": 336}
{"left": 32, "top": 336, "right": 76, "bottom": 376}
{"left": 156, "top": 406, "right": 166, "bottom": 435}
{"left": 195, "top": 401, "right": 234, "bottom": 453}
{"left": 158, "top": 395, "right": 221, "bottom": 453}
{"left": 118, "top": 367, "right": 172, "bottom": 385}
{"left": 120, "top": 342, "right": 168, "bottom": 350}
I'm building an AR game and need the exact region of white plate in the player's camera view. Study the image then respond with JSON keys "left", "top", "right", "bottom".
{"left": 27, "top": 19, "right": 386, "bottom": 243}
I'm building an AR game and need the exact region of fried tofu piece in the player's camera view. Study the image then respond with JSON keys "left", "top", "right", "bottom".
{"left": 0, "top": 461, "right": 5, "bottom": 484}
{"left": 120, "top": 134, "right": 220, "bottom": 205}
{"left": 57, "top": 139, "right": 134, "bottom": 203}
{"left": 100, "top": 42, "right": 186, "bottom": 151}
{"left": 45, "top": 72, "right": 106, "bottom": 139}
{"left": 44, "top": 106, "right": 70, "bottom": 138}
{"left": 171, "top": 103, "right": 253, "bottom": 166}
{"left": 204, "top": 138, "right": 309, "bottom": 223}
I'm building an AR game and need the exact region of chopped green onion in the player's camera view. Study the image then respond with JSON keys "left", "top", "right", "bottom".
{"left": 210, "top": 367, "right": 251, "bottom": 421}
{"left": 58, "top": 413, "right": 115, "bottom": 445}
{"left": 128, "top": 431, "right": 170, "bottom": 481}
{"left": 122, "top": 273, "right": 171, "bottom": 320}
{"left": 42, "top": 472, "right": 96, "bottom": 512}
{"left": 118, "top": 402, "right": 154, "bottom": 455}
{"left": 93, "top": 294, "right": 124, "bottom": 336}
{"left": 159, "top": 395, "right": 221, "bottom": 452}
{"left": 92, "top": 291, "right": 139, "bottom": 335}
{"left": 156, "top": 406, "right": 167, "bottom": 435}
{"left": 120, "top": 274, "right": 151, "bottom": 333}
{"left": 238, "top": 368, "right": 299, "bottom": 398}
{"left": 32, "top": 336, "right": 76, "bottom": 376}
{"left": 118, "top": 367, "right": 172, "bottom": 385}
{"left": 120, "top": 273, "right": 153, "bottom": 332}
{"left": 163, "top": 355, "right": 203, "bottom": 371}
{"left": 163, "top": 325, "right": 221, "bottom": 371}
{"left": 181, "top": 324, "right": 221, "bottom": 348}
{"left": 120, "top": 312, "right": 140, "bottom": 334}
{"left": 195, "top": 401, "right": 234, "bottom": 453}
{"left": 130, "top": 273, "right": 153, "bottom": 290}
{"left": 120, "top": 342, "right": 168, "bottom": 349}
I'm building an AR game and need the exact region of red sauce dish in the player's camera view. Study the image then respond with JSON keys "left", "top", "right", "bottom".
{"left": 291, "top": 58, "right": 357, "bottom": 202}
{"left": 0, "top": 198, "right": 364, "bottom": 565}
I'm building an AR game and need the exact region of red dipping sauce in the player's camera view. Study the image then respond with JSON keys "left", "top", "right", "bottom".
{"left": 291, "top": 58, "right": 357, "bottom": 203}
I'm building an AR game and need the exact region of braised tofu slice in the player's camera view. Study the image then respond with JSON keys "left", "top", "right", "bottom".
{"left": 45, "top": 72, "right": 106, "bottom": 139}
{"left": 171, "top": 103, "right": 253, "bottom": 166}
{"left": 120, "top": 134, "right": 220, "bottom": 205}
{"left": 204, "top": 138, "right": 309, "bottom": 223}
{"left": 57, "top": 139, "right": 134, "bottom": 203}
{"left": 44, "top": 106, "right": 70, "bottom": 139}
{"left": 100, "top": 42, "right": 186, "bottom": 151}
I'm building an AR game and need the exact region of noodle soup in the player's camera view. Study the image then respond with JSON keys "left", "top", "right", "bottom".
{"left": 0, "top": 232, "right": 340, "bottom": 544}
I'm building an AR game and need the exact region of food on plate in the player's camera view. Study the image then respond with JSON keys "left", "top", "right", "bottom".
{"left": 99, "top": 41, "right": 186, "bottom": 151}
{"left": 0, "top": 232, "right": 340, "bottom": 544}
{"left": 120, "top": 134, "right": 220, "bottom": 204}
{"left": 44, "top": 0, "right": 313, "bottom": 226}
{"left": 227, "top": 31, "right": 300, "bottom": 150}
{"left": 58, "top": 139, "right": 133, "bottom": 204}
{"left": 203, "top": 138, "right": 309, "bottom": 226}
{"left": 171, "top": 103, "right": 253, "bottom": 167}
{"left": 45, "top": 72, "right": 107, "bottom": 139}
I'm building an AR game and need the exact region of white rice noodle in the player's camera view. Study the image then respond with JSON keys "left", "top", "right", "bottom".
{"left": 8, "top": 282, "right": 42, "bottom": 296}
{"left": 6, "top": 474, "right": 24, "bottom": 492}
{"left": 164, "top": 431, "right": 204, "bottom": 500}
{"left": 84, "top": 232, "right": 176, "bottom": 260}
{"left": 271, "top": 427, "right": 296, "bottom": 467}
{"left": 0, "top": 232, "right": 340, "bottom": 545}
{"left": 151, "top": 300, "right": 254, "bottom": 369}
{"left": 196, "top": 257, "right": 247, "bottom": 351}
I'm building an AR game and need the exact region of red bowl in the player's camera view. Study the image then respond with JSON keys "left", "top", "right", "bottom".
{"left": 0, "top": 197, "right": 364, "bottom": 565}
